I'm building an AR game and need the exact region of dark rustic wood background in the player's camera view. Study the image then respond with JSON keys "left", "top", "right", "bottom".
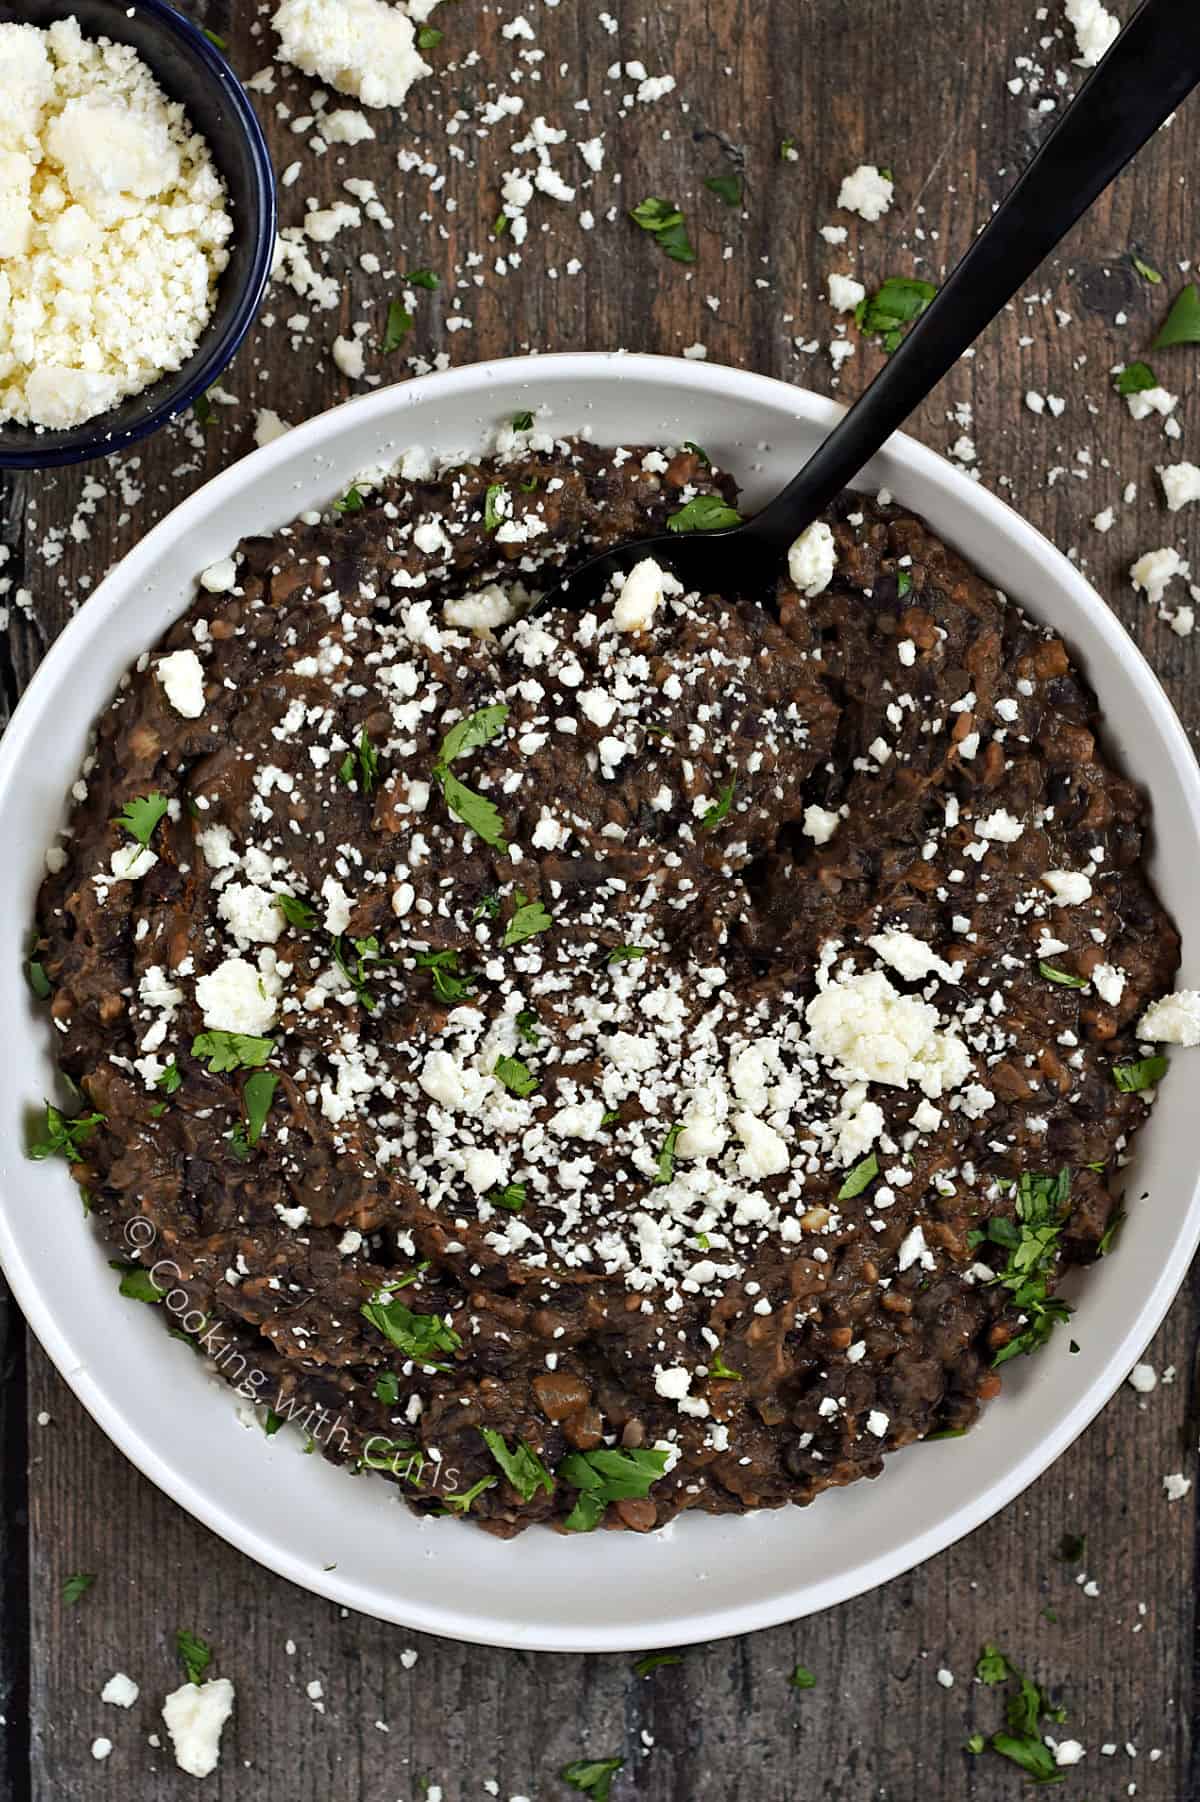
{"left": 1, "top": 1, "right": 1198, "bottom": 1797}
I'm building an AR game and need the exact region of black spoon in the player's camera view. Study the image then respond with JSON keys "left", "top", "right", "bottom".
{"left": 547, "top": 0, "right": 1200, "bottom": 611}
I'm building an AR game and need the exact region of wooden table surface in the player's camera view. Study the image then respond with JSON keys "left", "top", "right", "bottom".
{"left": 2, "top": 2, "right": 1198, "bottom": 1797}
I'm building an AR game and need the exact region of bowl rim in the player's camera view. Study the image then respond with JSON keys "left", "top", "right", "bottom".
{"left": 0, "top": 0, "right": 277, "bottom": 471}
{"left": 3, "top": 350, "right": 1199, "bottom": 1650}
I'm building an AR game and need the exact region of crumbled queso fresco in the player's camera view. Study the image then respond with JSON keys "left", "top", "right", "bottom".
{"left": 0, "top": 17, "right": 232, "bottom": 430}
{"left": 32, "top": 429, "right": 1188, "bottom": 1535}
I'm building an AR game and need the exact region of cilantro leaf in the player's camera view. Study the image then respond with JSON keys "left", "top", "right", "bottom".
{"left": 789, "top": 1664, "right": 817, "bottom": 1690}
{"left": 856, "top": 276, "right": 937, "bottom": 351}
{"left": 242, "top": 1070, "right": 279, "bottom": 1147}
{"left": 275, "top": 892, "right": 318, "bottom": 930}
{"left": 1097, "top": 1206, "right": 1125, "bottom": 1255}
{"left": 1038, "top": 961, "right": 1088, "bottom": 988}
{"left": 26, "top": 958, "right": 51, "bottom": 999}
{"left": 176, "top": 1629, "right": 212, "bottom": 1686}
{"left": 561, "top": 1447, "right": 670, "bottom": 1531}
{"left": 503, "top": 899, "right": 552, "bottom": 948}
{"left": 191, "top": 1031, "right": 274, "bottom": 1073}
{"left": 332, "top": 934, "right": 393, "bottom": 1011}
{"left": 484, "top": 483, "right": 506, "bottom": 531}
{"left": 1132, "top": 254, "right": 1163, "bottom": 284}
{"left": 510, "top": 409, "right": 533, "bottom": 430}
{"left": 667, "top": 494, "right": 743, "bottom": 533}
{"left": 333, "top": 485, "right": 365, "bottom": 514}
{"left": 111, "top": 1261, "right": 166, "bottom": 1303}
{"left": 113, "top": 792, "right": 169, "bottom": 848}
{"left": 699, "top": 780, "right": 735, "bottom": 831}
{"left": 1112, "top": 1055, "right": 1167, "bottom": 1092}
{"left": 374, "top": 1372, "right": 400, "bottom": 1404}
{"left": 561, "top": 1758, "right": 624, "bottom": 1801}
{"left": 837, "top": 1152, "right": 878, "bottom": 1200}
{"left": 192, "top": 392, "right": 214, "bottom": 429}
{"left": 1115, "top": 360, "right": 1158, "bottom": 396}
{"left": 654, "top": 1121, "right": 683, "bottom": 1186}
{"left": 480, "top": 1427, "right": 555, "bottom": 1501}
{"left": 415, "top": 948, "right": 475, "bottom": 1002}
{"left": 438, "top": 704, "right": 509, "bottom": 767}
{"left": 1153, "top": 282, "right": 1200, "bottom": 348}
{"left": 607, "top": 944, "right": 647, "bottom": 964}
{"left": 440, "top": 771, "right": 509, "bottom": 849}
{"left": 705, "top": 171, "right": 742, "bottom": 206}
{"left": 440, "top": 1474, "right": 498, "bottom": 1514}
{"left": 633, "top": 1651, "right": 682, "bottom": 1676}
{"left": 986, "top": 1169, "right": 1073, "bottom": 1365}
{"left": 362, "top": 1290, "right": 461, "bottom": 1369}
{"left": 201, "top": 26, "right": 227, "bottom": 48}
{"left": 629, "top": 196, "right": 696, "bottom": 263}
{"left": 488, "top": 1182, "right": 527, "bottom": 1212}
{"left": 494, "top": 1054, "right": 537, "bottom": 1097}
{"left": 339, "top": 725, "right": 380, "bottom": 795}
{"left": 382, "top": 299, "right": 414, "bottom": 354}
{"left": 516, "top": 1008, "right": 540, "bottom": 1044}
{"left": 63, "top": 1571, "right": 95, "bottom": 1606}
{"left": 708, "top": 1348, "right": 742, "bottom": 1381}
{"left": 155, "top": 1060, "right": 183, "bottom": 1095}
{"left": 29, "top": 1102, "right": 103, "bottom": 1164}
{"left": 417, "top": 24, "right": 442, "bottom": 47}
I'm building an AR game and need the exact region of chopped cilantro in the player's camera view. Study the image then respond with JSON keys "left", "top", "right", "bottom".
{"left": 382, "top": 299, "right": 414, "bottom": 353}
{"left": 494, "top": 1054, "right": 537, "bottom": 1097}
{"left": 176, "top": 1629, "right": 212, "bottom": 1686}
{"left": 633, "top": 1651, "right": 682, "bottom": 1676}
{"left": 263, "top": 1409, "right": 283, "bottom": 1437}
{"left": 333, "top": 485, "right": 365, "bottom": 514}
{"left": 332, "top": 934, "right": 392, "bottom": 1012}
{"left": 29, "top": 1102, "right": 103, "bottom": 1164}
{"left": 472, "top": 892, "right": 502, "bottom": 922}
{"left": 275, "top": 893, "right": 318, "bottom": 930}
{"left": 653, "top": 1121, "right": 684, "bottom": 1186}
{"left": 966, "top": 1732, "right": 986, "bottom": 1755}
{"left": 242, "top": 1070, "right": 279, "bottom": 1147}
{"left": 837, "top": 1152, "right": 878, "bottom": 1200}
{"left": 561, "top": 1758, "right": 624, "bottom": 1801}
{"left": 26, "top": 958, "right": 51, "bottom": 999}
{"left": 434, "top": 705, "right": 510, "bottom": 851}
{"left": 511, "top": 409, "right": 534, "bottom": 430}
{"left": 191, "top": 1030, "right": 274, "bottom": 1073}
{"left": 113, "top": 792, "right": 169, "bottom": 847}
{"left": 1132, "top": 254, "right": 1162, "bottom": 284}
{"left": 407, "top": 268, "right": 440, "bottom": 288}
{"left": 503, "top": 898, "right": 553, "bottom": 948}
{"left": 789, "top": 1664, "right": 817, "bottom": 1690}
{"left": 440, "top": 1474, "right": 498, "bottom": 1514}
{"left": 1153, "top": 282, "right": 1200, "bottom": 348}
{"left": 700, "top": 780, "right": 735, "bottom": 831}
{"left": 1112, "top": 1055, "right": 1167, "bottom": 1092}
{"left": 984, "top": 1169, "right": 1073, "bottom": 1365}
{"left": 192, "top": 391, "right": 214, "bottom": 428}
{"left": 708, "top": 1348, "right": 742, "bottom": 1381}
{"left": 705, "top": 171, "right": 742, "bottom": 206}
{"left": 560, "top": 1446, "right": 670, "bottom": 1532}
{"left": 667, "top": 494, "right": 743, "bottom": 533}
{"left": 488, "top": 1182, "right": 527, "bottom": 1212}
{"left": 629, "top": 195, "right": 696, "bottom": 263}
{"left": 607, "top": 944, "right": 648, "bottom": 964}
{"left": 480, "top": 1427, "right": 554, "bottom": 1500}
{"left": 155, "top": 1060, "right": 183, "bottom": 1096}
{"left": 856, "top": 276, "right": 937, "bottom": 351}
{"left": 779, "top": 137, "right": 797, "bottom": 160}
{"left": 682, "top": 439, "right": 710, "bottom": 465}
{"left": 1115, "top": 360, "right": 1158, "bottom": 395}
{"left": 516, "top": 1008, "right": 540, "bottom": 1044}
{"left": 493, "top": 212, "right": 509, "bottom": 236}
{"left": 339, "top": 725, "right": 380, "bottom": 795}
{"left": 1038, "top": 961, "right": 1088, "bottom": 988}
{"left": 374, "top": 1372, "right": 400, "bottom": 1404}
{"left": 111, "top": 1261, "right": 165, "bottom": 1303}
{"left": 417, "top": 24, "right": 442, "bottom": 47}
{"left": 63, "top": 1571, "right": 95, "bottom": 1606}
{"left": 362, "top": 1290, "right": 461, "bottom": 1369}
{"left": 925, "top": 1426, "right": 967, "bottom": 1441}
{"left": 200, "top": 26, "right": 227, "bottom": 48}
{"left": 1097, "top": 1207, "right": 1125, "bottom": 1256}
{"left": 439, "top": 706, "right": 509, "bottom": 767}
{"left": 484, "top": 483, "right": 506, "bottom": 530}
{"left": 415, "top": 948, "right": 475, "bottom": 1002}
{"left": 971, "top": 1644, "right": 1068, "bottom": 1785}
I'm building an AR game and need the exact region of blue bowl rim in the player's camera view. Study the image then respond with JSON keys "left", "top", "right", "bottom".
{"left": 0, "top": 0, "right": 277, "bottom": 471}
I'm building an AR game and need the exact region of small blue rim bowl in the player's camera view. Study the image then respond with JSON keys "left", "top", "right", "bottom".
{"left": 0, "top": 0, "right": 276, "bottom": 469}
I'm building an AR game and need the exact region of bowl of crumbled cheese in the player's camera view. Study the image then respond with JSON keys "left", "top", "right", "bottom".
{"left": 0, "top": 2, "right": 275, "bottom": 467}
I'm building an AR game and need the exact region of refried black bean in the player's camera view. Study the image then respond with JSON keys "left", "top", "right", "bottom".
{"left": 32, "top": 439, "right": 1178, "bottom": 1536}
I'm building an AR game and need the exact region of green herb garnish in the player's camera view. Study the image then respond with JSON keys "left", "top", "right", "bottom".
{"left": 374, "top": 1372, "right": 400, "bottom": 1404}
{"left": 699, "top": 780, "right": 735, "bottom": 831}
{"left": 433, "top": 704, "right": 510, "bottom": 852}
{"left": 1115, "top": 360, "right": 1158, "bottom": 395}
{"left": 708, "top": 1348, "right": 742, "bottom": 1381}
{"left": 63, "top": 1572, "right": 95, "bottom": 1606}
{"left": 560, "top": 1447, "right": 670, "bottom": 1532}
{"left": 1112, "top": 1055, "right": 1167, "bottom": 1092}
{"left": 1038, "top": 961, "right": 1088, "bottom": 989}
{"left": 275, "top": 893, "right": 318, "bottom": 930}
{"left": 242, "top": 1070, "right": 279, "bottom": 1147}
{"left": 192, "top": 392, "right": 214, "bottom": 429}
{"left": 510, "top": 410, "right": 533, "bottom": 430}
{"left": 480, "top": 1427, "right": 554, "bottom": 1500}
{"left": 29, "top": 1102, "right": 103, "bottom": 1164}
{"left": 561, "top": 1758, "right": 624, "bottom": 1801}
{"left": 856, "top": 276, "right": 937, "bottom": 351}
{"left": 503, "top": 898, "right": 552, "bottom": 948}
{"left": 339, "top": 725, "right": 379, "bottom": 795}
{"left": 985, "top": 1168, "right": 1073, "bottom": 1365}
{"left": 177, "top": 1629, "right": 212, "bottom": 1686}
{"left": 332, "top": 934, "right": 391, "bottom": 1012}
{"left": 633, "top": 1651, "right": 682, "bottom": 1676}
{"left": 789, "top": 1664, "right": 817, "bottom": 1690}
{"left": 1132, "top": 255, "right": 1163, "bottom": 284}
{"left": 488, "top": 1182, "right": 527, "bottom": 1212}
{"left": 26, "top": 958, "right": 51, "bottom": 999}
{"left": 155, "top": 1060, "right": 183, "bottom": 1096}
{"left": 382, "top": 300, "right": 414, "bottom": 354}
{"left": 112, "top": 1262, "right": 165, "bottom": 1303}
{"left": 654, "top": 1121, "right": 684, "bottom": 1186}
{"left": 607, "top": 944, "right": 648, "bottom": 964}
{"left": 971, "top": 1644, "right": 1068, "bottom": 1785}
{"left": 440, "top": 1474, "right": 498, "bottom": 1514}
{"left": 406, "top": 269, "right": 440, "bottom": 289}
{"left": 200, "top": 26, "right": 227, "bottom": 49}
{"left": 191, "top": 1031, "right": 274, "bottom": 1073}
{"left": 667, "top": 494, "right": 743, "bottom": 534}
{"left": 494, "top": 1054, "right": 537, "bottom": 1097}
{"left": 837, "top": 1152, "right": 878, "bottom": 1200}
{"left": 113, "top": 792, "right": 169, "bottom": 847}
{"left": 682, "top": 440, "right": 710, "bottom": 465}
{"left": 417, "top": 24, "right": 442, "bottom": 47}
{"left": 1097, "top": 1207, "right": 1125, "bottom": 1255}
{"left": 1153, "top": 282, "right": 1200, "bottom": 348}
{"left": 362, "top": 1290, "right": 461, "bottom": 1369}
{"left": 333, "top": 485, "right": 365, "bottom": 514}
{"left": 705, "top": 171, "right": 742, "bottom": 207}
{"left": 629, "top": 196, "right": 696, "bottom": 264}
{"left": 415, "top": 948, "right": 475, "bottom": 1002}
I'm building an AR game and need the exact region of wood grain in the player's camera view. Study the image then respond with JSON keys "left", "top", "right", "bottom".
{"left": 3, "top": 1, "right": 1199, "bottom": 1797}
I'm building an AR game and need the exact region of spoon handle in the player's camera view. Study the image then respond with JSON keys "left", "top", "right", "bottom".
{"left": 747, "top": 0, "right": 1200, "bottom": 552}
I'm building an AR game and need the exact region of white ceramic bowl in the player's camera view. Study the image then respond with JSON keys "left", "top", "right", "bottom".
{"left": 3, "top": 353, "right": 1198, "bottom": 1653}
